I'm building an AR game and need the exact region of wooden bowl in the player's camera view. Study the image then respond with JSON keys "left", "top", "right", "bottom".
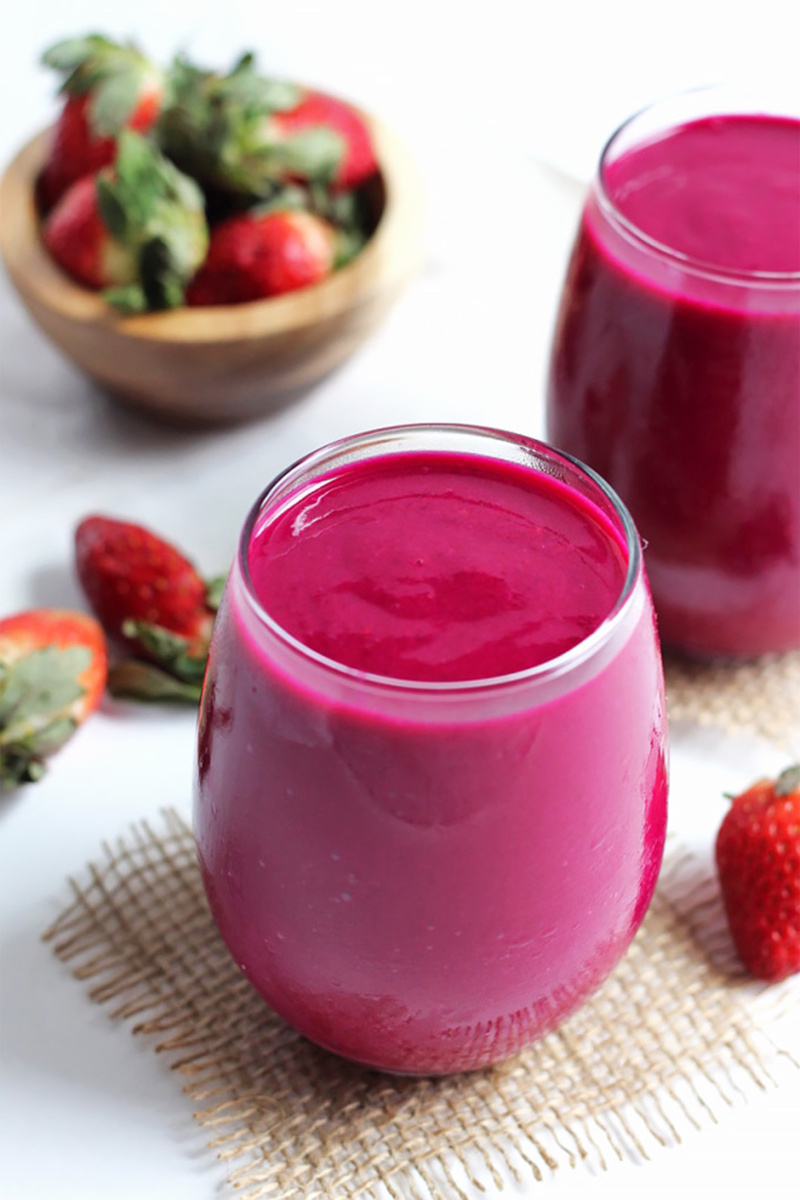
{"left": 0, "top": 114, "right": 425, "bottom": 423}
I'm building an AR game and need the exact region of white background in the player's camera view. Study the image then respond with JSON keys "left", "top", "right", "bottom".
{"left": 1, "top": 2, "right": 799, "bottom": 1198}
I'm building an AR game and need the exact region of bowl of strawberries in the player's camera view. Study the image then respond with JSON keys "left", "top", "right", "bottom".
{"left": 0, "top": 35, "right": 425, "bottom": 423}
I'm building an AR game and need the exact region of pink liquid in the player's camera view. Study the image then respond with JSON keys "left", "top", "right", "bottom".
{"left": 195, "top": 440, "right": 667, "bottom": 1074}
{"left": 248, "top": 451, "right": 628, "bottom": 680}
{"left": 548, "top": 113, "right": 800, "bottom": 657}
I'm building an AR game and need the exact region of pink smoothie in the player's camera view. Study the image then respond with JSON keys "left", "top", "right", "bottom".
{"left": 248, "top": 451, "right": 629, "bottom": 680}
{"left": 548, "top": 112, "right": 800, "bottom": 657}
{"left": 195, "top": 434, "right": 668, "bottom": 1074}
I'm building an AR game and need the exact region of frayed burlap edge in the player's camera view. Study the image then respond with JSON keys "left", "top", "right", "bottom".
{"left": 43, "top": 810, "right": 799, "bottom": 1199}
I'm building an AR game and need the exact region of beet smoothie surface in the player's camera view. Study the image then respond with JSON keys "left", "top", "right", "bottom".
{"left": 194, "top": 426, "right": 668, "bottom": 1075}
{"left": 547, "top": 87, "right": 800, "bottom": 659}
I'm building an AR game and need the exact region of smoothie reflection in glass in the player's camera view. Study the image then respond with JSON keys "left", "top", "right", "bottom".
{"left": 194, "top": 425, "right": 668, "bottom": 1075}
{"left": 547, "top": 86, "right": 800, "bottom": 659}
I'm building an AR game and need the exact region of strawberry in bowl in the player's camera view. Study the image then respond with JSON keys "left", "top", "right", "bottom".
{"left": 268, "top": 90, "right": 379, "bottom": 192}
{"left": 42, "top": 131, "right": 208, "bottom": 312}
{"left": 37, "top": 34, "right": 164, "bottom": 212}
{"left": 186, "top": 206, "right": 338, "bottom": 305}
{"left": 158, "top": 52, "right": 378, "bottom": 197}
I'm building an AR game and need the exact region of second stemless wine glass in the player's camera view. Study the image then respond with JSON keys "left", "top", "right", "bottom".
{"left": 547, "top": 83, "right": 800, "bottom": 659}
{"left": 194, "top": 425, "right": 668, "bottom": 1075}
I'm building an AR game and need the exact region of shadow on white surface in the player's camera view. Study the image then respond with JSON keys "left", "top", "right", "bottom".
{"left": 0, "top": 918, "right": 228, "bottom": 1199}
{"left": 26, "top": 560, "right": 85, "bottom": 610}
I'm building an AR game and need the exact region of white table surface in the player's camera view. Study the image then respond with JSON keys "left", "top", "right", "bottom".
{"left": 2, "top": 4, "right": 799, "bottom": 1197}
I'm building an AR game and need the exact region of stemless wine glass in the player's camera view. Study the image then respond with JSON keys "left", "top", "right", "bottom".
{"left": 547, "top": 84, "right": 800, "bottom": 659}
{"left": 194, "top": 424, "right": 668, "bottom": 1075}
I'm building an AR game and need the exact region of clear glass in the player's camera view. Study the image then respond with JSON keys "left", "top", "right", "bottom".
{"left": 194, "top": 424, "right": 668, "bottom": 1074}
{"left": 547, "top": 83, "right": 800, "bottom": 658}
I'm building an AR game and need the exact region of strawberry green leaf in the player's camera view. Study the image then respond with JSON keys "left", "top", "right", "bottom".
{"left": 308, "top": 185, "right": 370, "bottom": 236}
{"left": 0, "top": 646, "right": 89, "bottom": 735}
{"left": 41, "top": 34, "right": 111, "bottom": 78}
{"left": 112, "top": 131, "right": 164, "bottom": 223}
{"left": 97, "top": 176, "right": 130, "bottom": 242}
{"left": 205, "top": 576, "right": 227, "bottom": 612}
{"left": 230, "top": 51, "right": 255, "bottom": 70}
{"left": 94, "top": 132, "right": 209, "bottom": 313}
{"left": 254, "top": 184, "right": 310, "bottom": 216}
{"left": 121, "top": 619, "right": 208, "bottom": 685}
{"left": 1, "top": 745, "right": 47, "bottom": 788}
{"left": 269, "top": 127, "right": 345, "bottom": 183}
{"left": 219, "top": 55, "right": 301, "bottom": 113}
{"left": 257, "top": 78, "right": 303, "bottom": 114}
{"left": 108, "top": 660, "right": 202, "bottom": 704}
{"left": 776, "top": 765, "right": 800, "bottom": 797}
{"left": 334, "top": 227, "right": 367, "bottom": 270}
{"left": 42, "top": 35, "right": 158, "bottom": 112}
{"left": 90, "top": 71, "right": 142, "bottom": 137}
{"left": 16, "top": 716, "right": 78, "bottom": 760}
{"left": 103, "top": 284, "right": 148, "bottom": 314}
{"left": 327, "top": 189, "right": 361, "bottom": 228}
{"left": 0, "top": 644, "right": 89, "bottom": 788}
{"left": 115, "top": 132, "right": 208, "bottom": 252}
{"left": 157, "top": 53, "right": 333, "bottom": 198}
{"left": 157, "top": 57, "right": 220, "bottom": 152}
{"left": 138, "top": 238, "right": 186, "bottom": 311}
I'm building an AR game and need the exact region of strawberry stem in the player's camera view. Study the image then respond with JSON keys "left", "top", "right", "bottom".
{"left": 1, "top": 747, "right": 47, "bottom": 788}
{"left": 775, "top": 764, "right": 800, "bottom": 797}
{"left": 121, "top": 619, "right": 208, "bottom": 685}
{"left": 108, "top": 661, "right": 202, "bottom": 704}
{"left": 205, "top": 575, "right": 226, "bottom": 612}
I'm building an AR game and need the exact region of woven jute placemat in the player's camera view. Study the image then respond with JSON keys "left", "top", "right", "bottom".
{"left": 664, "top": 648, "right": 800, "bottom": 750}
{"left": 43, "top": 652, "right": 800, "bottom": 1199}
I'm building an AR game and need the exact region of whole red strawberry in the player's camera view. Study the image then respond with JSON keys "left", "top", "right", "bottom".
{"left": 37, "top": 35, "right": 163, "bottom": 211}
{"left": 186, "top": 208, "right": 336, "bottom": 305}
{"left": 716, "top": 764, "right": 800, "bottom": 981}
{"left": 75, "top": 515, "right": 212, "bottom": 650}
{"left": 159, "top": 54, "right": 377, "bottom": 197}
{"left": 43, "top": 174, "right": 135, "bottom": 290}
{"left": 75, "top": 515, "right": 222, "bottom": 703}
{"left": 0, "top": 609, "right": 107, "bottom": 786}
{"left": 42, "top": 131, "right": 208, "bottom": 312}
{"left": 269, "top": 90, "right": 378, "bottom": 191}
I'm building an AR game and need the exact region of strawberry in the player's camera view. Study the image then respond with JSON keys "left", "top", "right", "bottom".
{"left": 186, "top": 207, "right": 336, "bottom": 305}
{"left": 38, "top": 34, "right": 163, "bottom": 211}
{"left": 716, "top": 764, "right": 800, "bottom": 981}
{"left": 43, "top": 174, "right": 136, "bottom": 290}
{"left": 42, "top": 130, "right": 208, "bottom": 312}
{"left": 158, "top": 53, "right": 376, "bottom": 198}
{"left": 0, "top": 609, "right": 107, "bottom": 786}
{"left": 269, "top": 91, "right": 378, "bottom": 191}
{"left": 75, "top": 515, "right": 222, "bottom": 703}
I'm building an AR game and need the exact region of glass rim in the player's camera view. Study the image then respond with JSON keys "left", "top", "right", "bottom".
{"left": 235, "top": 423, "right": 644, "bottom": 696}
{"left": 595, "top": 82, "right": 800, "bottom": 289}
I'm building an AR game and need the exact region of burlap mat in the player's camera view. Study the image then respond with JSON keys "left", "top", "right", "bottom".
{"left": 43, "top": 652, "right": 800, "bottom": 1198}
{"left": 664, "top": 648, "right": 800, "bottom": 750}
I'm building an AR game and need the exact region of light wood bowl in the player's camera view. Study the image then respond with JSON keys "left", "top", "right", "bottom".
{"left": 0, "top": 113, "right": 425, "bottom": 423}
